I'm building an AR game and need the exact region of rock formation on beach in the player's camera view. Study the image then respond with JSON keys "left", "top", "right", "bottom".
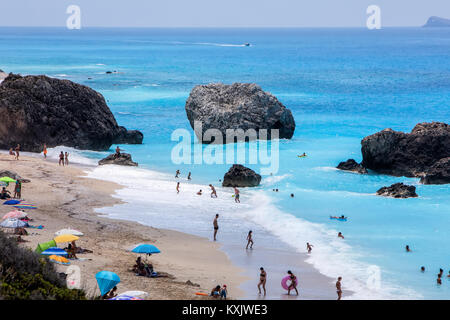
{"left": 0, "top": 170, "right": 30, "bottom": 183}
{"left": 98, "top": 153, "right": 138, "bottom": 166}
{"left": 376, "top": 183, "right": 418, "bottom": 198}
{"left": 420, "top": 157, "right": 450, "bottom": 185}
{"left": 185, "top": 83, "right": 295, "bottom": 143}
{"left": 336, "top": 159, "right": 368, "bottom": 174}
{"left": 423, "top": 16, "right": 450, "bottom": 28}
{"left": 0, "top": 73, "right": 143, "bottom": 152}
{"left": 360, "top": 122, "right": 449, "bottom": 183}
{"left": 222, "top": 164, "right": 261, "bottom": 187}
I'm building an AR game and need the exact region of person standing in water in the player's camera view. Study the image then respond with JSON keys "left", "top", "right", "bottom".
{"left": 246, "top": 230, "right": 254, "bottom": 249}
{"left": 286, "top": 270, "right": 298, "bottom": 296}
{"left": 405, "top": 245, "right": 411, "bottom": 252}
{"left": 213, "top": 214, "right": 219, "bottom": 241}
{"left": 209, "top": 184, "right": 217, "bottom": 198}
{"left": 59, "top": 151, "right": 65, "bottom": 166}
{"left": 43, "top": 144, "right": 47, "bottom": 159}
{"left": 64, "top": 152, "right": 69, "bottom": 166}
{"left": 187, "top": 172, "right": 191, "bottom": 180}
{"left": 258, "top": 267, "right": 267, "bottom": 296}
{"left": 176, "top": 182, "right": 180, "bottom": 194}
{"left": 336, "top": 277, "right": 343, "bottom": 300}
{"left": 175, "top": 170, "right": 180, "bottom": 178}
{"left": 338, "top": 232, "right": 344, "bottom": 239}
{"left": 234, "top": 187, "right": 240, "bottom": 203}
{"left": 306, "top": 242, "right": 313, "bottom": 254}
{"left": 14, "top": 144, "right": 20, "bottom": 160}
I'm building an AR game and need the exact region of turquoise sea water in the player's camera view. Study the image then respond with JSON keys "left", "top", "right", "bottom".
{"left": 1, "top": 27, "right": 449, "bottom": 299}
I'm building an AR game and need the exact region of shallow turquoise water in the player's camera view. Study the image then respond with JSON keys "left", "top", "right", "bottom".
{"left": 1, "top": 27, "right": 449, "bottom": 298}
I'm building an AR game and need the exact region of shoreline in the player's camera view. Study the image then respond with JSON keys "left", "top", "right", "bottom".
{"left": 0, "top": 152, "right": 247, "bottom": 299}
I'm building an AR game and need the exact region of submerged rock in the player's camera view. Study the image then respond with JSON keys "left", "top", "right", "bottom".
{"left": 423, "top": 16, "right": 450, "bottom": 28}
{"left": 0, "top": 73, "right": 143, "bottom": 152}
{"left": 222, "top": 164, "right": 261, "bottom": 187}
{"left": 98, "top": 153, "right": 138, "bottom": 166}
{"left": 420, "top": 157, "right": 450, "bottom": 185}
{"left": 185, "top": 83, "right": 295, "bottom": 143}
{"left": 360, "top": 122, "right": 449, "bottom": 182}
{"left": 336, "top": 159, "right": 368, "bottom": 174}
{"left": 376, "top": 183, "right": 418, "bottom": 198}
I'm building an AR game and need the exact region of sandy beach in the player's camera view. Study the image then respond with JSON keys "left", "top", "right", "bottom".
{"left": 0, "top": 153, "right": 248, "bottom": 299}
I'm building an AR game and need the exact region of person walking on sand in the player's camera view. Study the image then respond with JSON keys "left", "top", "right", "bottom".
{"left": 59, "top": 151, "right": 65, "bottom": 166}
{"left": 209, "top": 184, "right": 217, "bottom": 198}
{"left": 306, "top": 242, "right": 313, "bottom": 254}
{"left": 43, "top": 144, "right": 47, "bottom": 159}
{"left": 175, "top": 169, "right": 180, "bottom": 178}
{"left": 234, "top": 187, "right": 240, "bottom": 203}
{"left": 246, "top": 230, "right": 254, "bottom": 249}
{"left": 213, "top": 214, "right": 219, "bottom": 241}
{"left": 258, "top": 267, "right": 267, "bottom": 295}
{"left": 336, "top": 277, "right": 343, "bottom": 300}
{"left": 176, "top": 182, "right": 180, "bottom": 194}
{"left": 287, "top": 270, "right": 298, "bottom": 296}
{"left": 64, "top": 152, "right": 69, "bottom": 166}
{"left": 187, "top": 172, "right": 191, "bottom": 180}
{"left": 14, "top": 144, "right": 20, "bottom": 160}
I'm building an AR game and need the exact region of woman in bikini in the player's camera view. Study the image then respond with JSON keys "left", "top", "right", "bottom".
{"left": 287, "top": 270, "right": 298, "bottom": 296}
{"left": 258, "top": 267, "right": 267, "bottom": 295}
{"left": 246, "top": 230, "right": 254, "bottom": 249}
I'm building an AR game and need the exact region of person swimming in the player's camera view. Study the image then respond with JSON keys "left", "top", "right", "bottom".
{"left": 290, "top": 193, "right": 294, "bottom": 198}
{"left": 197, "top": 189, "right": 202, "bottom": 195}
{"left": 187, "top": 172, "right": 191, "bottom": 180}
{"left": 175, "top": 169, "right": 180, "bottom": 178}
{"left": 406, "top": 245, "right": 411, "bottom": 252}
{"left": 338, "top": 232, "right": 344, "bottom": 239}
{"left": 421, "top": 266, "right": 425, "bottom": 272}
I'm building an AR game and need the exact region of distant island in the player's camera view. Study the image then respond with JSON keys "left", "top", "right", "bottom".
{"left": 423, "top": 16, "right": 450, "bottom": 27}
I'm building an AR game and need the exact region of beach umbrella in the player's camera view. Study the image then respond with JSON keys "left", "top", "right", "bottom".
{"left": 0, "top": 218, "right": 27, "bottom": 228}
{"left": 118, "top": 291, "right": 148, "bottom": 298}
{"left": 131, "top": 244, "right": 161, "bottom": 255}
{"left": 0, "top": 177, "right": 16, "bottom": 183}
{"left": 54, "top": 234, "right": 79, "bottom": 243}
{"left": 95, "top": 271, "right": 121, "bottom": 296}
{"left": 35, "top": 240, "right": 57, "bottom": 254}
{"left": 13, "top": 204, "right": 37, "bottom": 210}
{"left": 0, "top": 181, "right": 7, "bottom": 187}
{"left": 49, "top": 255, "right": 70, "bottom": 265}
{"left": 3, "top": 199, "right": 21, "bottom": 205}
{"left": 2, "top": 210, "right": 27, "bottom": 220}
{"left": 41, "top": 247, "right": 68, "bottom": 256}
{"left": 108, "top": 295, "right": 142, "bottom": 301}
{"left": 55, "top": 228, "right": 84, "bottom": 236}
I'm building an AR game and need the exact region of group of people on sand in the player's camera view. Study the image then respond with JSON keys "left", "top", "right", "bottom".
{"left": 8, "top": 144, "right": 20, "bottom": 160}
{"left": 58, "top": 151, "right": 69, "bottom": 166}
{"left": 1, "top": 180, "right": 22, "bottom": 199}
{"left": 133, "top": 256, "right": 154, "bottom": 277}
{"left": 210, "top": 284, "right": 228, "bottom": 299}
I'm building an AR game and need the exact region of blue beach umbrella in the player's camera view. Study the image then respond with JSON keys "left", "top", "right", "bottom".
{"left": 41, "top": 247, "right": 68, "bottom": 256}
{"left": 3, "top": 199, "right": 21, "bottom": 205}
{"left": 96, "top": 271, "right": 121, "bottom": 296}
{"left": 131, "top": 244, "right": 161, "bottom": 255}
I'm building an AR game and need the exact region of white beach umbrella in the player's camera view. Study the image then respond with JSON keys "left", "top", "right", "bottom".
{"left": 0, "top": 218, "right": 27, "bottom": 228}
{"left": 55, "top": 228, "right": 84, "bottom": 236}
{"left": 118, "top": 291, "right": 148, "bottom": 298}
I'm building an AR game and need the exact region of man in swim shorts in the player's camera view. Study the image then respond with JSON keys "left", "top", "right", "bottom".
{"left": 213, "top": 214, "right": 219, "bottom": 241}
{"left": 209, "top": 184, "right": 217, "bottom": 198}
{"left": 336, "top": 277, "right": 342, "bottom": 300}
{"left": 234, "top": 187, "right": 240, "bottom": 203}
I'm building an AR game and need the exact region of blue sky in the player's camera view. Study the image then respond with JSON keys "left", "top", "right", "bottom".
{"left": 0, "top": 0, "right": 448, "bottom": 27}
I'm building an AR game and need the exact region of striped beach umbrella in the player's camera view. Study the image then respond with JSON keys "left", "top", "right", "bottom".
{"left": 41, "top": 247, "right": 68, "bottom": 257}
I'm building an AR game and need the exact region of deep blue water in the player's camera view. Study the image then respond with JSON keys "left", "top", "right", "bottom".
{"left": 1, "top": 27, "right": 449, "bottom": 299}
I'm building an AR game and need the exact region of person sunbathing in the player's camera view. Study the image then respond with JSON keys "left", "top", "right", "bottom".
{"left": 0, "top": 187, "right": 11, "bottom": 199}
{"left": 66, "top": 243, "right": 78, "bottom": 259}
{"left": 14, "top": 227, "right": 28, "bottom": 236}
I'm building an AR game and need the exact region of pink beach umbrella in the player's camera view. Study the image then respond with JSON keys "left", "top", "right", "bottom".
{"left": 2, "top": 210, "right": 27, "bottom": 220}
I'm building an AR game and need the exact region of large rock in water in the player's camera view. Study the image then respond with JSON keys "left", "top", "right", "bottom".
{"left": 420, "top": 157, "right": 450, "bottom": 185}
{"left": 0, "top": 73, "right": 143, "bottom": 152}
{"left": 423, "top": 16, "right": 450, "bottom": 28}
{"left": 222, "top": 164, "right": 261, "bottom": 187}
{"left": 185, "top": 83, "right": 295, "bottom": 143}
{"left": 376, "top": 183, "right": 418, "bottom": 198}
{"left": 361, "top": 122, "right": 450, "bottom": 181}
{"left": 98, "top": 153, "right": 138, "bottom": 166}
{"left": 336, "top": 159, "right": 368, "bottom": 174}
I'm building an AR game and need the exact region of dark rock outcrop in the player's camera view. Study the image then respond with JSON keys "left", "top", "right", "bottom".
{"left": 98, "top": 153, "right": 138, "bottom": 166}
{"left": 360, "top": 122, "right": 449, "bottom": 182}
{"left": 423, "top": 16, "right": 450, "bottom": 28}
{"left": 0, "top": 170, "right": 30, "bottom": 183}
{"left": 0, "top": 73, "right": 143, "bottom": 152}
{"left": 376, "top": 183, "right": 418, "bottom": 198}
{"left": 185, "top": 83, "right": 295, "bottom": 143}
{"left": 336, "top": 159, "right": 368, "bottom": 174}
{"left": 222, "top": 164, "right": 261, "bottom": 187}
{"left": 420, "top": 157, "right": 450, "bottom": 185}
